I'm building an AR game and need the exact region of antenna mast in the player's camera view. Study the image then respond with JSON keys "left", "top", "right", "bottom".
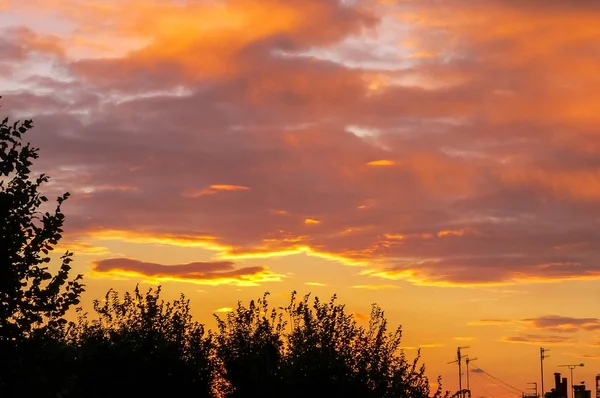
{"left": 448, "top": 346, "right": 470, "bottom": 398}
{"left": 541, "top": 347, "right": 549, "bottom": 398}
{"left": 466, "top": 357, "right": 478, "bottom": 395}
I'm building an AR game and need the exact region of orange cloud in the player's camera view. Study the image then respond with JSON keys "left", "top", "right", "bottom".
{"left": 367, "top": 159, "right": 395, "bottom": 167}
{"left": 85, "top": 229, "right": 367, "bottom": 267}
{"left": 469, "top": 316, "right": 600, "bottom": 337}
{"left": 521, "top": 316, "right": 600, "bottom": 333}
{"left": 6, "top": 0, "right": 600, "bottom": 290}
{"left": 91, "top": 258, "right": 284, "bottom": 287}
{"left": 362, "top": 258, "right": 600, "bottom": 287}
{"left": 16, "top": 0, "right": 374, "bottom": 81}
{"left": 384, "top": 234, "right": 405, "bottom": 240}
{"left": 87, "top": 230, "right": 223, "bottom": 250}
{"left": 437, "top": 229, "right": 466, "bottom": 238}
{"left": 184, "top": 185, "right": 251, "bottom": 198}
{"left": 501, "top": 335, "right": 575, "bottom": 346}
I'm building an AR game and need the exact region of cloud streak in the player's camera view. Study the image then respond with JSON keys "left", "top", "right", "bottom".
{"left": 501, "top": 334, "right": 575, "bottom": 346}
{"left": 522, "top": 316, "right": 600, "bottom": 333}
{"left": 470, "top": 315, "right": 600, "bottom": 334}
{"left": 91, "top": 258, "right": 284, "bottom": 287}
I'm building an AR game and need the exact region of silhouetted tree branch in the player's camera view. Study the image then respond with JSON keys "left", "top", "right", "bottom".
{"left": 1, "top": 104, "right": 84, "bottom": 397}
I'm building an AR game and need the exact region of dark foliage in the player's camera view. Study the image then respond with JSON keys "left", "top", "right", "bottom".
{"left": 214, "top": 292, "right": 447, "bottom": 398}
{"left": 214, "top": 293, "right": 287, "bottom": 397}
{"left": 0, "top": 106, "right": 84, "bottom": 397}
{"left": 0, "top": 111, "right": 84, "bottom": 341}
{"left": 66, "top": 286, "right": 214, "bottom": 398}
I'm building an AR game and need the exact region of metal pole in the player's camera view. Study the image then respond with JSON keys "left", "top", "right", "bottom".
{"left": 571, "top": 367, "right": 574, "bottom": 398}
{"left": 449, "top": 346, "right": 470, "bottom": 398}
{"left": 559, "top": 363, "right": 584, "bottom": 398}
{"left": 458, "top": 348, "right": 463, "bottom": 398}
{"left": 540, "top": 348, "right": 544, "bottom": 398}
{"left": 466, "top": 358, "right": 470, "bottom": 393}
{"left": 541, "top": 348, "right": 549, "bottom": 398}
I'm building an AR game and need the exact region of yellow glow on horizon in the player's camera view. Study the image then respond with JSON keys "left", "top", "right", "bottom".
{"left": 219, "top": 245, "right": 368, "bottom": 267}
{"left": 87, "top": 229, "right": 222, "bottom": 248}
{"left": 85, "top": 229, "right": 369, "bottom": 267}
{"left": 363, "top": 267, "right": 600, "bottom": 287}
{"left": 89, "top": 268, "right": 285, "bottom": 287}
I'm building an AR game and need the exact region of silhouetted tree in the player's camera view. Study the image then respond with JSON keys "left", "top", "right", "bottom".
{"left": 286, "top": 292, "right": 443, "bottom": 398}
{"left": 1, "top": 107, "right": 84, "bottom": 397}
{"left": 285, "top": 292, "right": 366, "bottom": 397}
{"left": 215, "top": 291, "right": 447, "bottom": 398}
{"left": 0, "top": 110, "right": 84, "bottom": 341}
{"left": 68, "top": 286, "right": 214, "bottom": 398}
{"left": 214, "top": 293, "right": 286, "bottom": 397}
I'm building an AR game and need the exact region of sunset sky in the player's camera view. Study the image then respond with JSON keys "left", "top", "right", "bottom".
{"left": 2, "top": 0, "right": 600, "bottom": 394}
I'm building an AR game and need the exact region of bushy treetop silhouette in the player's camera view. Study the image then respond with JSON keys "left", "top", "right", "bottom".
{"left": 214, "top": 291, "right": 444, "bottom": 398}
{"left": 0, "top": 106, "right": 84, "bottom": 341}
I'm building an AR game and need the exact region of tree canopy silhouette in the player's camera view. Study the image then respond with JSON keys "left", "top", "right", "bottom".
{"left": 214, "top": 293, "right": 287, "bottom": 397}
{"left": 214, "top": 292, "right": 446, "bottom": 398}
{"left": 1, "top": 106, "right": 84, "bottom": 397}
{"left": 0, "top": 108, "right": 84, "bottom": 340}
{"left": 67, "top": 286, "right": 214, "bottom": 398}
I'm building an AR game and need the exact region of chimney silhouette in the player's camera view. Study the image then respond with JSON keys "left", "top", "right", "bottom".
{"left": 547, "top": 373, "right": 568, "bottom": 398}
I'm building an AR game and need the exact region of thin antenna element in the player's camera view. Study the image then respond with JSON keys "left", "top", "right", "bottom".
{"left": 527, "top": 382, "right": 539, "bottom": 397}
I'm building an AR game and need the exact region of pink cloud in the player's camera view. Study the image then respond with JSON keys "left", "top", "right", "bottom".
{"left": 2, "top": 0, "right": 600, "bottom": 287}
